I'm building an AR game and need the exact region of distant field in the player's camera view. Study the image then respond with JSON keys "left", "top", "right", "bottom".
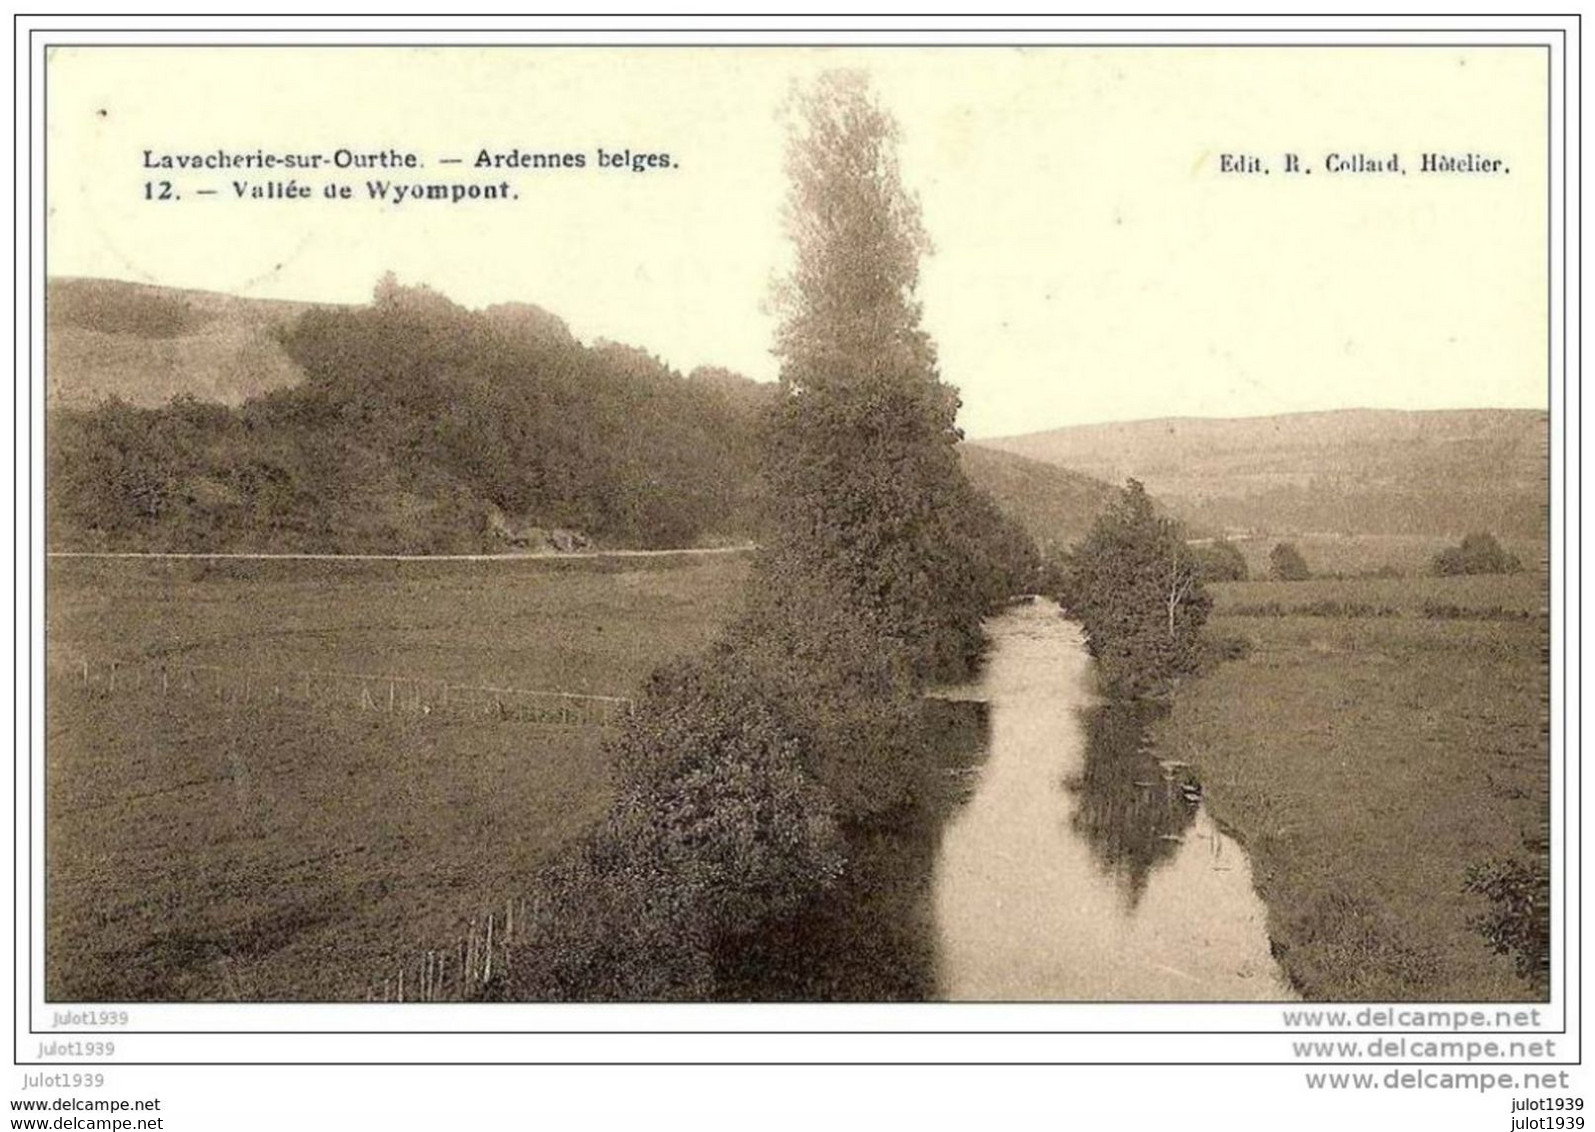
{"left": 1155, "top": 576, "right": 1551, "bottom": 1001}
{"left": 45, "top": 554, "right": 750, "bottom": 1001}
{"left": 1209, "top": 571, "right": 1550, "bottom": 618}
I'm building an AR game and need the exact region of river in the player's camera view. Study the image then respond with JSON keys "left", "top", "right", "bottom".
{"left": 931, "top": 598, "right": 1295, "bottom": 1001}
{"left": 723, "top": 598, "right": 1294, "bottom": 1001}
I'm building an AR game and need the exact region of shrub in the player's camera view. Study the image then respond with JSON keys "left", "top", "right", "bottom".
{"left": 1431, "top": 532, "right": 1523, "bottom": 577}
{"left": 1191, "top": 539, "right": 1249, "bottom": 582}
{"left": 507, "top": 653, "right": 845, "bottom": 1000}
{"left": 731, "top": 563, "right": 934, "bottom": 821}
{"left": 1061, "top": 480, "right": 1212, "bottom": 698}
{"left": 1269, "top": 542, "right": 1312, "bottom": 581}
{"left": 504, "top": 839, "right": 718, "bottom": 1002}
{"left": 609, "top": 657, "right": 845, "bottom": 935}
{"left": 1464, "top": 847, "right": 1550, "bottom": 993}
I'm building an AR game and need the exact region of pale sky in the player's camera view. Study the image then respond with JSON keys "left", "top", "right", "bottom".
{"left": 48, "top": 46, "right": 1548, "bottom": 437}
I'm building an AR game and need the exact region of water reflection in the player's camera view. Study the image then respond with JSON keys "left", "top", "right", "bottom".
{"left": 932, "top": 600, "right": 1295, "bottom": 1001}
{"left": 1067, "top": 700, "right": 1197, "bottom": 908}
{"left": 723, "top": 599, "right": 1293, "bottom": 1001}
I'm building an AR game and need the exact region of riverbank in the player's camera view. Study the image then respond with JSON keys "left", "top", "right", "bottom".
{"left": 1149, "top": 575, "right": 1549, "bottom": 1001}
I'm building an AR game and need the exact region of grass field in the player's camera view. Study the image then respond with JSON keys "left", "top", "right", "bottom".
{"left": 1210, "top": 572, "right": 1550, "bottom": 618}
{"left": 1153, "top": 572, "right": 1551, "bottom": 1001}
{"left": 46, "top": 553, "right": 1554, "bottom": 1003}
{"left": 45, "top": 554, "right": 750, "bottom": 1001}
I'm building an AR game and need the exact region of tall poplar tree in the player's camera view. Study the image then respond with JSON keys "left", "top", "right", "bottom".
{"left": 755, "top": 70, "right": 997, "bottom": 682}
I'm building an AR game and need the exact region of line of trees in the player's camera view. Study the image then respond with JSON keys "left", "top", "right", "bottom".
{"left": 502, "top": 72, "right": 1041, "bottom": 1000}
{"left": 48, "top": 286, "right": 771, "bottom": 553}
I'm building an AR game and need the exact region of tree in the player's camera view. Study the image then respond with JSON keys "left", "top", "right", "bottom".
{"left": 754, "top": 70, "right": 1020, "bottom": 684}
{"left": 1062, "top": 480, "right": 1212, "bottom": 698}
{"left": 772, "top": 70, "right": 937, "bottom": 391}
{"left": 1431, "top": 532, "right": 1522, "bottom": 576}
{"left": 1191, "top": 539, "right": 1249, "bottom": 582}
{"left": 1269, "top": 541, "right": 1311, "bottom": 581}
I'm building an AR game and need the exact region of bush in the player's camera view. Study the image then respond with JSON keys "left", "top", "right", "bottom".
{"left": 1432, "top": 532, "right": 1523, "bottom": 577}
{"left": 504, "top": 839, "right": 717, "bottom": 1002}
{"left": 1464, "top": 850, "right": 1550, "bottom": 994}
{"left": 1192, "top": 539, "right": 1249, "bottom": 582}
{"left": 731, "top": 563, "right": 935, "bottom": 821}
{"left": 1061, "top": 480, "right": 1212, "bottom": 698}
{"left": 1269, "top": 542, "right": 1312, "bottom": 581}
{"left": 608, "top": 657, "right": 845, "bottom": 936}
{"left": 48, "top": 283, "right": 772, "bottom": 554}
{"left": 507, "top": 653, "right": 845, "bottom": 1001}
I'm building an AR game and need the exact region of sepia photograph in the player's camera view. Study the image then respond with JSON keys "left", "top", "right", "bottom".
{"left": 39, "top": 41, "right": 1553, "bottom": 1015}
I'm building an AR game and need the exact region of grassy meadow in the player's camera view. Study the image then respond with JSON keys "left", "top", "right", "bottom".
{"left": 1153, "top": 570, "right": 1551, "bottom": 1001}
{"left": 45, "top": 554, "right": 750, "bottom": 1001}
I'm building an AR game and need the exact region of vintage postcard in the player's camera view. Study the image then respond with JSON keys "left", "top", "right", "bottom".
{"left": 25, "top": 27, "right": 1570, "bottom": 1109}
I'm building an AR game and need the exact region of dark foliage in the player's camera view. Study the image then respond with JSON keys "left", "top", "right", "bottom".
{"left": 756, "top": 70, "right": 1039, "bottom": 687}
{"left": 506, "top": 655, "right": 845, "bottom": 1001}
{"left": 1431, "top": 532, "right": 1523, "bottom": 577}
{"left": 1067, "top": 701, "right": 1193, "bottom": 904}
{"left": 1463, "top": 842, "right": 1550, "bottom": 993}
{"left": 1191, "top": 539, "right": 1249, "bottom": 582}
{"left": 48, "top": 283, "right": 770, "bottom": 552}
{"left": 506, "top": 71, "right": 1043, "bottom": 1001}
{"left": 1269, "top": 541, "right": 1312, "bottom": 581}
{"left": 1060, "top": 480, "right": 1212, "bottom": 698}
{"left": 1226, "top": 601, "right": 1400, "bottom": 619}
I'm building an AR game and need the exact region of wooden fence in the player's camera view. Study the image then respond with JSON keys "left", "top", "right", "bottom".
{"left": 52, "top": 655, "right": 635, "bottom": 728}
{"left": 367, "top": 897, "right": 532, "bottom": 1002}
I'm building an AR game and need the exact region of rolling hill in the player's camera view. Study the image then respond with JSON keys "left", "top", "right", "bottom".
{"left": 976, "top": 408, "right": 1550, "bottom": 544}
{"left": 47, "top": 277, "right": 318, "bottom": 407}
{"left": 955, "top": 445, "right": 1119, "bottom": 553}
